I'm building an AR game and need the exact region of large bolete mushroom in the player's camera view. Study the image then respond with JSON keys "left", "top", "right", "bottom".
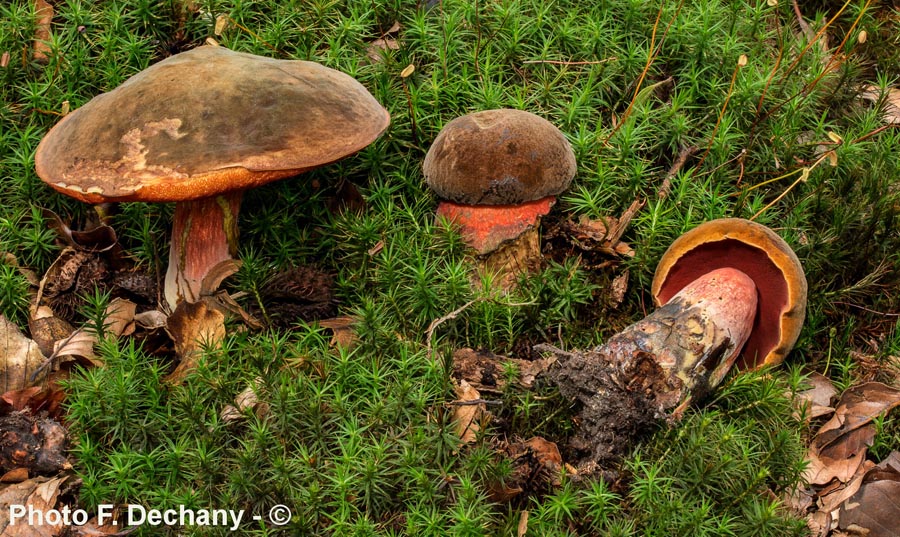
{"left": 652, "top": 218, "right": 808, "bottom": 370}
{"left": 542, "top": 218, "right": 807, "bottom": 466}
{"left": 423, "top": 109, "right": 576, "bottom": 255}
{"left": 35, "top": 46, "right": 390, "bottom": 309}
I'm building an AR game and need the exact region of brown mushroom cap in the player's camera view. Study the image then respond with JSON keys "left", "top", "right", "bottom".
{"left": 34, "top": 46, "right": 390, "bottom": 203}
{"left": 651, "top": 218, "right": 807, "bottom": 369}
{"left": 423, "top": 109, "right": 576, "bottom": 205}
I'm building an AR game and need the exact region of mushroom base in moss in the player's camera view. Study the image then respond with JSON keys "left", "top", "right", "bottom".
{"left": 164, "top": 192, "right": 242, "bottom": 309}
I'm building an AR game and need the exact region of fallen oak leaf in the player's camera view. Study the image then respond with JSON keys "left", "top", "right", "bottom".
{"left": 3, "top": 476, "right": 69, "bottom": 536}
{"left": 838, "top": 451, "right": 900, "bottom": 537}
{"left": 815, "top": 382, "right": 900, "bottom": 451}
{"left": 1, "top": 314, "right": 46, "bottom": 393}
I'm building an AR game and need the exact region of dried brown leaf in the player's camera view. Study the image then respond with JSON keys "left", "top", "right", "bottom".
{"left": 796, "top": 372, "right": 838, "bottom": 421}
{"left": 816, "top": 382, "right": 900, "bottom": 451}
{"left": 838, "top": 452, "right": 900, "bottom": 537}
{"left": 133, "top": 310, "right": 167, "bottom": 330}
{"left": 221, "top": 378, "right": 267, "bottom": 422}
{"left": 860, "top": 86, "right": 900, "bottom": 125}
{"left": 1, "top": 467, "right": 29, "bottom": 483}
{"left": 0, "top": 478, "right": 47, "bottom": 532}
{"left": 452, "top": 380, "right": 485, "bottom": 444}
{"left": 366, "top": 37, "right": 400, "bottom": 63}
{"left": 1, "top": 314, "right": 46, "bottom": 393}
{"left": 52, "top": 329, "right": 99, "bottom": 366}
{"left": 819, "top": 460, "right": 876, "bottom": 513}
{"left": 165, "top": 300, "right": 226, "bottom": 384}
{"left": 318, "top": 316, "right": 358, "bottom": 350}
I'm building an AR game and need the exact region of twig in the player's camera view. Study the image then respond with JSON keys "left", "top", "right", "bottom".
{"left": 657, "top": 145, "right": 698, "bottom": 199}
{"left": 832, "top": 302, "right": 900, "bottom": 317}
{"left": 522, "top": 58, "right": 617, "bottom": 66}
{"left": 425, "top": 297, "right": 535, "bottom": 360}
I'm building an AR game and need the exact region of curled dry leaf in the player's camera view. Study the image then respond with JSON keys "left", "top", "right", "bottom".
{"left": 838, "top": 452, "right": 900, "bottom": 537}
{"left": 805, "top": 382, "right": 900, "bottom": 486}
{"left": 860, "top": 85, "right": 900, "bottom": 125}
{"left": 0, "top": 476, "right": 68, "bottom": 536}
{"left": 795, "top": 372, "right": 838, "bottom": 421}
{"left": 318, "top": 316, "right": 358, "bottom": 350}
{"left": 1, "top": 467, "right": 29, "bottom": 483}
{"left": 50, "top": 298, "right": 137, "bottom": 367}
{"left": 452, "top": 379, "right": 486, "bottom": 444}
{"left": 1, "top": 314, "right": 46, "bottom": 393}
{"left": 221, "top": 378, "right": 268, "bottom": 422}
{"left": 816, "top": 383, "right": 900, "bottom": 450}
{"left": 164, "top": 300, "right": 226, "bottom": 384}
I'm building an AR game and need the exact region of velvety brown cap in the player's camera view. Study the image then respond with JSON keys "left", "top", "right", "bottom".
{"left": 423, "top": 109, "right": 576, "bottom": 205}
{"left": 651, "top": 218, "right": 807, "bottom": 369}
{"left": 35, "top": 46, "right": 390, "bottom": 203}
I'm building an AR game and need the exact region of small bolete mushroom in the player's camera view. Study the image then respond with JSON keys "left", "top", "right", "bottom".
{"left": 652, "top": 218, "right": 808, "bottom": 370}
{"left": 35, "top": 46, "right": 390, "bottom": 310}
{"left": 423, "top": 109, "right": 576, "bottom": 255}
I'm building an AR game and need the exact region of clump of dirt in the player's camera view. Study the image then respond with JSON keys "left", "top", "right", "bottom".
{"left": 539, "top": 343, "right": 675, "bottom": 469}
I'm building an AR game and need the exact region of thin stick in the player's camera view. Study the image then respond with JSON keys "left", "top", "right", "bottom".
{"left": 833, "top": 302, "right": 900, "bottom": 317}
{"left": 658, "top": 145, "right": 698, "bottom": 199}
{"left": 695, "top": 57, "right": 745, "bottom": 170}
{"left": 522, "top": 58, "right": 617, "bottom": 66}
{"left": 425, "top": 297, "right": 535, "bottom": 360}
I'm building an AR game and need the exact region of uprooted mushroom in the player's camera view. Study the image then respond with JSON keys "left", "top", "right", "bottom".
{"left": 541, "top": 218, "right": 808, "bottom": 466}
{"left": 35, "top": 46, "right": 390, "bottom": 310}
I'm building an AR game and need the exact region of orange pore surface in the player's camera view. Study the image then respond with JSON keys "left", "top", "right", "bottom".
{"left": 435, "top": 196, "right": 555, "bottom": 254}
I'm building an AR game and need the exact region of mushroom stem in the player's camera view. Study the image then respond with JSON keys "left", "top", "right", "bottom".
{"left": 436, "top": 196, "right": 555, "bottom": 255}
{"left": 544, "top": 267, "right": 758, "bottom": 466}
{"left": 612, "top": 267, "right": 758, "bottom": 399}
{"left": 165, "top": 191, "right": 243, "bottom": 309}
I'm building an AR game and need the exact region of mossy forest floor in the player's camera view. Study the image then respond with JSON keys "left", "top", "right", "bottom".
{"left": 1, "top": 0, "right": 900, "bottom": 535}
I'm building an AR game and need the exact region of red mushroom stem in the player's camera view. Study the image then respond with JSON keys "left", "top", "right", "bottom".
{"left": 436, "top": 196, "right": 555, "bottom": 254}
{"left": 164, "top": 191, "right": 243, "bottom": 309}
